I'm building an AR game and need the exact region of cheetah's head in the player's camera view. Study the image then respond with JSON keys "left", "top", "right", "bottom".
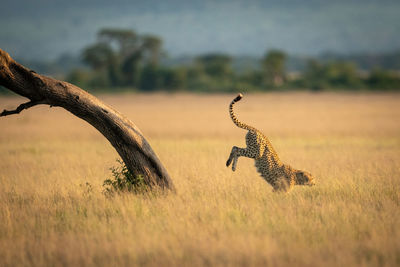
{"left": 295, "top": 170, "right": 315, "bottom": 186}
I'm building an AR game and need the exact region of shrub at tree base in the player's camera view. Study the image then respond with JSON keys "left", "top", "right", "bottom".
{"left": 103, "top": 159, "right": 147, "bottom": 196}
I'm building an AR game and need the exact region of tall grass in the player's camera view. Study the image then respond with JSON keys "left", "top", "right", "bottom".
{"left": 0, "top": 92, "right": 399, "bottom": 266}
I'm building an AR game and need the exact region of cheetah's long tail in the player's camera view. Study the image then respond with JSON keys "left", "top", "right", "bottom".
{"left": 229, "top": 93, "right": 255, "bottom": 131}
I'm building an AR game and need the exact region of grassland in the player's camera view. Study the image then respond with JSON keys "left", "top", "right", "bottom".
{"left": 0, "top": 92, "right": 399, "bottom": 267}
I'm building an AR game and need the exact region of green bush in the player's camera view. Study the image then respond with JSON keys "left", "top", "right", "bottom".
{"left": 103, "top": 159, "right": 146, "bottom": 195}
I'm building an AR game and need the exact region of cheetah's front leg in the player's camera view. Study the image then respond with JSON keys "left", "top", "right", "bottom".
{"left": 226, "top": 146, "right": 257, "bottom": 171}
{"left": 226, "top": 146, "right": 238, "bottom": 169}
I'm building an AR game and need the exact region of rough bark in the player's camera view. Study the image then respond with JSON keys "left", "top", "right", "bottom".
{"left": 0, "top": 48, "right": 174, "bottom": 191}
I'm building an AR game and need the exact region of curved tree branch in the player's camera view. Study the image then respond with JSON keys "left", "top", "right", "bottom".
{"left": 0, "top": 48, "right": 174, "bottom": 191}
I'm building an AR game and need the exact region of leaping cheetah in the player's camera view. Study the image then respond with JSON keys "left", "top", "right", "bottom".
{"left": 226, "top": 93, "right": 315, "bottom": 192}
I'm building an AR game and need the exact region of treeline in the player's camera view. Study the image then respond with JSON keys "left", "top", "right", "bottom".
{"left": 22, "top": 28, "right": 400, "bottom": 92}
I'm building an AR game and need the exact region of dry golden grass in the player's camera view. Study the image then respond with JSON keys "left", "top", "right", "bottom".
{"left": 0, "top": 92, "right": 399, "bottom": 266}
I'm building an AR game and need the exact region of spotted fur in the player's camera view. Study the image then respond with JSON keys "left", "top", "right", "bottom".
{"left": 226, "top": 93, "right": 315, "bottom": 192}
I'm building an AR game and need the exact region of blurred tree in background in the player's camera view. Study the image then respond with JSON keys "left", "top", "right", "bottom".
{"left": 121, "top": 51, "right": 142, "bottom": 87}
{"left": 82, "top": 43, "right": 114, "bottom": 71}
{"left": 366, "top": 68, "right": 400, "bottom": 90}
{"left": 141, "top": 35, "right": 163, "bottom": 66}
{"left": 72, "top": 28, "right": 166, "bottom": 90}
{"left": 196, "top": 54, "right": 232, "bottom": 79}
{"left": 301, "top": 60, "right": 361, "bottom": 91}
{"left": 162, "top": 67, "right": 187, "bottom": 91}
{"left": 262, "top": 50, "right": 287, "bottom": 88}
{"left": 139, "top": 65, "right": 163, "bottom": 91}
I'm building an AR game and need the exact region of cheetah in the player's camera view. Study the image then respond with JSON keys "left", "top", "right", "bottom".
{"left": 226, "top": 93, "right": 315, "bottom": 192}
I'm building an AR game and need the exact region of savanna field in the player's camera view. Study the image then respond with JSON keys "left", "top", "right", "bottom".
{"left": 0, "top": 92, "right": 399, "bottom": 266}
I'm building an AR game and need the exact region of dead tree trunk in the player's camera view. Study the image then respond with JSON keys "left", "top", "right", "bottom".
{"left": 0, "top": 48, "right": 174, "bottom": 191}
